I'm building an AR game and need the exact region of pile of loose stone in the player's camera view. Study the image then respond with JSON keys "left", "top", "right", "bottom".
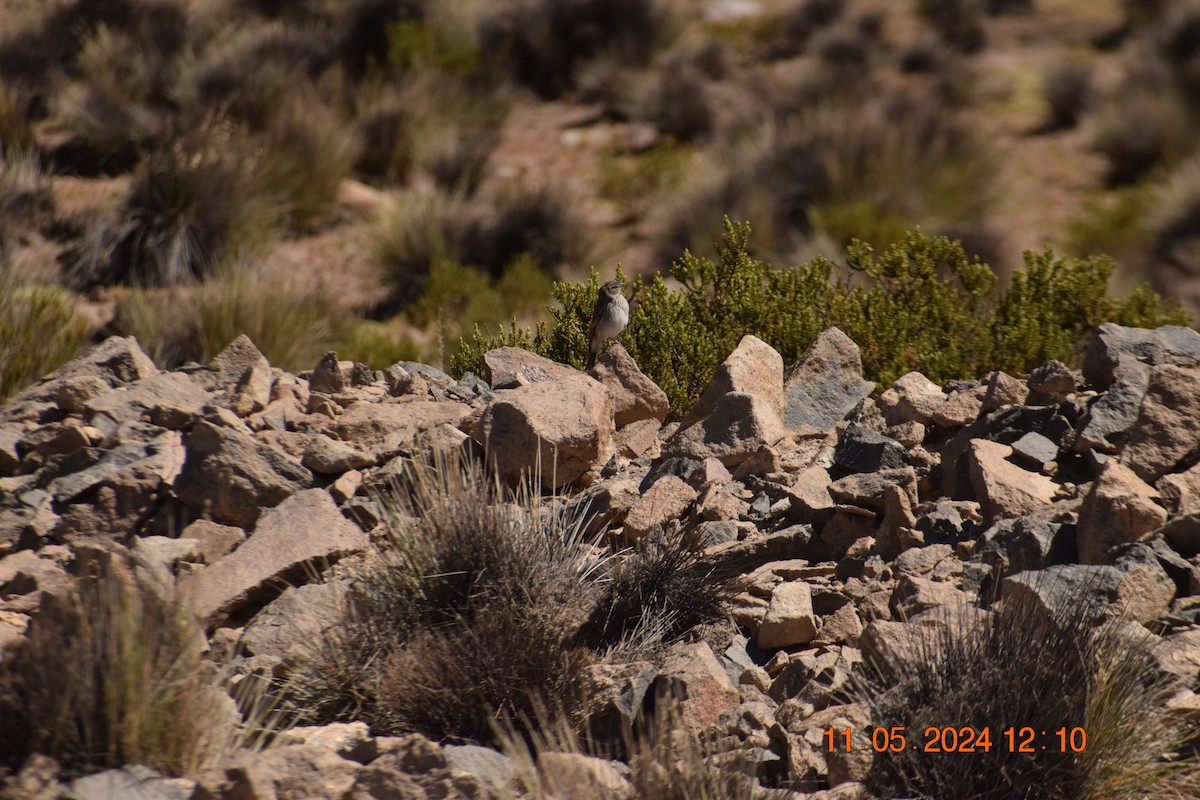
{"left": 2, "top": 322, "right": 1200, "bottom": 799}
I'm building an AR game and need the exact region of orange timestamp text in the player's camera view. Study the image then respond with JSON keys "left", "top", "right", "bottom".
{"left": 824, "top": 726, "right": 1087, "bottom": 754}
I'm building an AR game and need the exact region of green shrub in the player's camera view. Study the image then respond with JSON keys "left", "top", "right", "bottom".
{"left": 0, "top": 273, "right": 87, "bottom": 400}
{"left": 454, "top": 220, "right": 1189, "bottom": 417}
{"left": 0, "top": 572, "right": 235, "bottom": 778}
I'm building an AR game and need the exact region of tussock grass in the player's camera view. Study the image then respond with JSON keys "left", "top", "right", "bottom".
{"left": 0, "top": 572, "right": 235, "bottom": 779}
{"left": 855, "top": 576, "right": 1198, "bottom": 800}
{"left": 111, "top": 268, "right": 339, "bottom": 371}
{"left": 0, "top": 270, "right": 86, "bottom": 400}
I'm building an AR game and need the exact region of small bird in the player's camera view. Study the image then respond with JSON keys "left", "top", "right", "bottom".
{"left": 587, "top": 280, "right": 629, "bottom": 369}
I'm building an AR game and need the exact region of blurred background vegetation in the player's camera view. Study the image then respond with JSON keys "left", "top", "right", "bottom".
{"left": 2, "top": 0, "right": 1199, "bottom": 399}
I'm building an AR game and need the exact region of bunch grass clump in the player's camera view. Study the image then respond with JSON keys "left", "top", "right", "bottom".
{"left": 287, "top": 455, "right": 738, "bottom": 745}
{"left": 0, "top": 270, "right": 87, "bottom": 400}
{"left": 855, "top": 574, "right": 1198, "bottom": 800}
{"left": 454, "top": 220, "right": 1189, "bottom": 417}
{"left": 0, "top": 572, "right": 235, "bottom": 779}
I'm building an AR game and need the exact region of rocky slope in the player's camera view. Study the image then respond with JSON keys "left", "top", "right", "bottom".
{"left": 2, "top": 323, "right": 1200, "bottom": 798}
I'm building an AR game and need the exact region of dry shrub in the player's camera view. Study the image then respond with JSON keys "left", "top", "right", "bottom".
{"left": 0, "top": 572, "right": 235, "bottom": 778}
{"left": 856, "top": 572, "right": 1196, "bottom": 800}
{"left": 578, "top": 529, "right": 741, "bottom": 655}
{"left": 479, "top": 0, "right": 671, "bottom": 98}
{"left": 290, "top": 458, "right": 604, "bottom": 744}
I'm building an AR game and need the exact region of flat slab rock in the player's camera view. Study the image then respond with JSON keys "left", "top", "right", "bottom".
{"left": 179, "top": 489, "right": 366, "bottom": 627}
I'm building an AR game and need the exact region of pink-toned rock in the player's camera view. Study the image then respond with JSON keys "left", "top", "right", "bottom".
{"left": 1159, "top": 462, "right": 1200, "bottom": 516}
{"left": 232, "top": 357, "right": 273, "bottom": 417}
{"left": 483, "top": 347, "right": 580, "bottom": 385}
{"left": 332, "top": 399, "right": 470, "bottom": 458}
{"left": 588, "top": 343, "right": 669, "bottom": 428}
{"left": 179, "top": 489, "right": 367, "bottom": 627}
{"left": 1077, "top": 461, "right": 1167, "bottom": 564}
{"left": 1122, "top": 364, "right": 1200, "bottom": 482}
{"left": 758, "top": 581, "right": 819, "bottom": 649}
{"left": 931, "top": 386, "right": 985, "bottom": 428}
{"left": 981, "top": 370, "right": 1027, "bottom": 412}
{"left": 967, "top": 439, "right": 1058, "bottom": 521}
{"left": 623, "top": 475, "right": 697, "bottom": 540}
{"left": 788, "top": 466, "right": 834, "bottom": 518}
{"left": 536, "top": 752, "right": 632, "bottom": 800}
{"left": 176, "top": 420, "right": 312, "bottom": 527}
{"left": 87, "top": 372, "right": 211, "bottom": 430}
{"left": 223, "top": 745, "right": 360, "bottom": 800}
{"left": 180, "top": 519, "right": 246, "bottom": 564}
{"left": 479, "top": 374, "right": 612, "bottom": 488}
{"left": 614, "top": 417, "right": 661, "bottom": 458}
{"left": 889, "top": 575, "right": 971, "bottom": 620}
{"left": 680, "top": 335, "right": 785, "bottom": 426}
{"left": 664, "top": 392, "right": 786, "bottom": 467}
{"left": 879, "top": 371, "right": 944, "bottom": 425}
{"left": 656, "top": 641, "right": 740, "bottom": 734}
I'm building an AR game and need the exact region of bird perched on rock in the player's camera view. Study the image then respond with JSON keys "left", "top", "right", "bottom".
{"left": 587, "top": 280, "right": 629, "bottom": 369}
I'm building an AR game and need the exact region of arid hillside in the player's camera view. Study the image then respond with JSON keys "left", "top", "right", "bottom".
{"left": 3, "top": 0, "right": 1200, "bottom": 397}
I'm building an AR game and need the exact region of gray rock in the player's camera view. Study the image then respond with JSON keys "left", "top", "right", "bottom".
{"left": 443, "top": 745, "right": 516, "bottom": 790}
{"left": 204, "top": 335, "right": 269, "bottom": 390}
{"left": 1009, "top": 431, "right": 1058, "bottom": 469}
{"left": 833, "top": 424, "right": 907, "bottom": 473}
{"left": 175, "top": 420, "right": 312, "bottom": 527}
{"left": 1121, "top": 364, "right": 1200, "bottom": 482}
{"left": 782, "top": 327, "right": 874, "bottom": 432}
{"left": 1025, "top": 359, "right": 1077, "bottom": 404}
{"left": 1082, "top": 322, "right": 1200, "bottom": 389}
{"left": 309, "top": 351, "right": 347, "bottom": 394}
{"left": 179, "top": 489, "right": 366, "bottom": 627}
{"left": 393, "top": 361, "right": 453, "bottom": 388}
{"left": 65, "top": 765, "right": 194, "bottom": 800}
{"left": 1002, "top": 564, "right": 1123, "bottom": 627}
{"left": 240, "top": 581, "right": 347, "bottom": 662}
{"left": 302, "top": 434, "right": 375, "bottom": 474}
{"left": 1075, "top": 357, "right": 1150, "bottom": 453}
{"left": 86, "top": 372, "right": 210, "bottom": 431}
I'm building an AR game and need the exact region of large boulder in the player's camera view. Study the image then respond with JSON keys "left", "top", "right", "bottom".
{"left": 588, "top": 343, "right": 669, "bottom": 428}
{"left": 782, "top": 327, "right": 874, "bottom": 431}
{"left": 479, "top": 373, "right": 613, "bottom": 488}
{"left": 179, "top": 489, "right": 366, "bottom": 627}
{"left": 1076, "top": 461, "right": 1167, "bottom": 564}
{"left": 1121, "top": 364, "right": 1200, "bottom": 482}
{"left": 1081, "top": 323, "right": 1200, "bottom": 389}
{"left": 665, "top": 336, "right": 787, "bottom": 467}
{"left": 175, "top": 420, "right": 312, "bottom": 527}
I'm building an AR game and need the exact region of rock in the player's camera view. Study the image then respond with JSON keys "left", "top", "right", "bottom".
{"left": 0, "top": 425, "right": 21, "bottom": 475}
{"left": 1002, "top": 564, "right": 1123, "bottom": 627}
{"left": 48, "top": 434, "right": 184, "bottom": 506}
{"left": 878, "top": 371, "right": 944, "bottom": 425}
{"left": 588, "top": 343, "right": 669, "bottom": 427}
{"left": 1121, "top": 364, "right": 1200, "bottom": 482}
{"left": 893, "top": 543, "right": 955, "bottom": 576}
{"left": 981, "top": 370, "right": 1026, "bottom": 412}
{"left": 1076, "top": 461, "right": 1167, "bottom": 564}
{"left": 758, "top": 581, "right": 819, "bottom": 649}
{"left": 232, "top": 357, "right": 273, "bottom": 417}
{"left": 665, "top": 336, "right": 787, "bottom": 467}
{"left": 967, "top": 439, "right": 1058, "bottom": 521}
{"left": 86, "top": 372, "right": 210, "bottom": 430}
{"left": 1082, "top": 323, "right": 1200, "bottom": 389}
{"left": 782, "top": 327, "right": 874, "bottom": 431}
{"left": 180, "top": 519, "right": 245, "bottom": 564}
{"left": 309, "top": 351, "right": 347, "bottom": 394}
{"left": 2, "top": 336, "right": 158, "bottom": 423}
{"left": 483, "top": 347, "right": 579, "bottom": 386}
{"left": 65, "top": 765, "right": 194, "bottom": 800}
{"left": 179, "top": 489, "right": 366, "bottom": 627}
{"left": 859, "top": 619, "right": 944, "bottom": 678}
{"left": 663, "top": 391, "right": 786, "bottom": 467}
{"left": 1158, "top": 462, "right": 1200, "bottom": 516}
{"left": 889, "top": 575, "right": 971, "bottom": 620}
{"left": 614, "top": 417, "right": 661, "bottom": 458}
{"left": 622, "top": 475, "right": 697, "bottom": 540}
{"left": 931, "top": 386, "right": 985, "bottom": 428}
{"left": 788, "top": 466, "right": 834, "bottom": 520}
{"left": 1160, "top": 514, "right": 1200, "bottom": 558}
{"left": 479, "top": 374, "right": 612, "bottom": 488}
{"left": 1009, "top": 431, "right": 1059, "bottom": 470}
{"left": 17, "top": 423, "right": 90, "bottom": 460}
{"left": 1075, "top": 357, "right": 1150, "bottom": 453}
{"left": 280, "top": 722, "right": 374, "bottom": 762}
{"left": 1111, "top": 543, "right": 1176, "bottom": 623}
{"left": 829, "top": 468, "right": 918, "bottom": 513}
{"left": 654, "top": 641, "right": 740, "bottom": 734}
{"left": 1026, "top": 359, "right": 1077, "bottom": 404}
{"left": 832, "top": 424, "right": 907, "bottom": 473}
{"left": 240, "top": 581, "right": 347, "bottom": 662}
{"left": 443, "top": 745, "right": 516, "bottom": 792}
{"left": 224, "top": 745, "right": 360, "bottom": 800}
{"left": 206, "top": 335, "right": 269, "bottom": 388}
{"left": 175, "top": 420, "right": 312, "bottom": 527}
{"left": 536, "top": 752, "right": 632, "bottom": 800}
{"left": 330, "top": 400, "right": 470, "bottom": 459}
{"left": 303, "top": 434, "right": 376, "bottom": 474}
